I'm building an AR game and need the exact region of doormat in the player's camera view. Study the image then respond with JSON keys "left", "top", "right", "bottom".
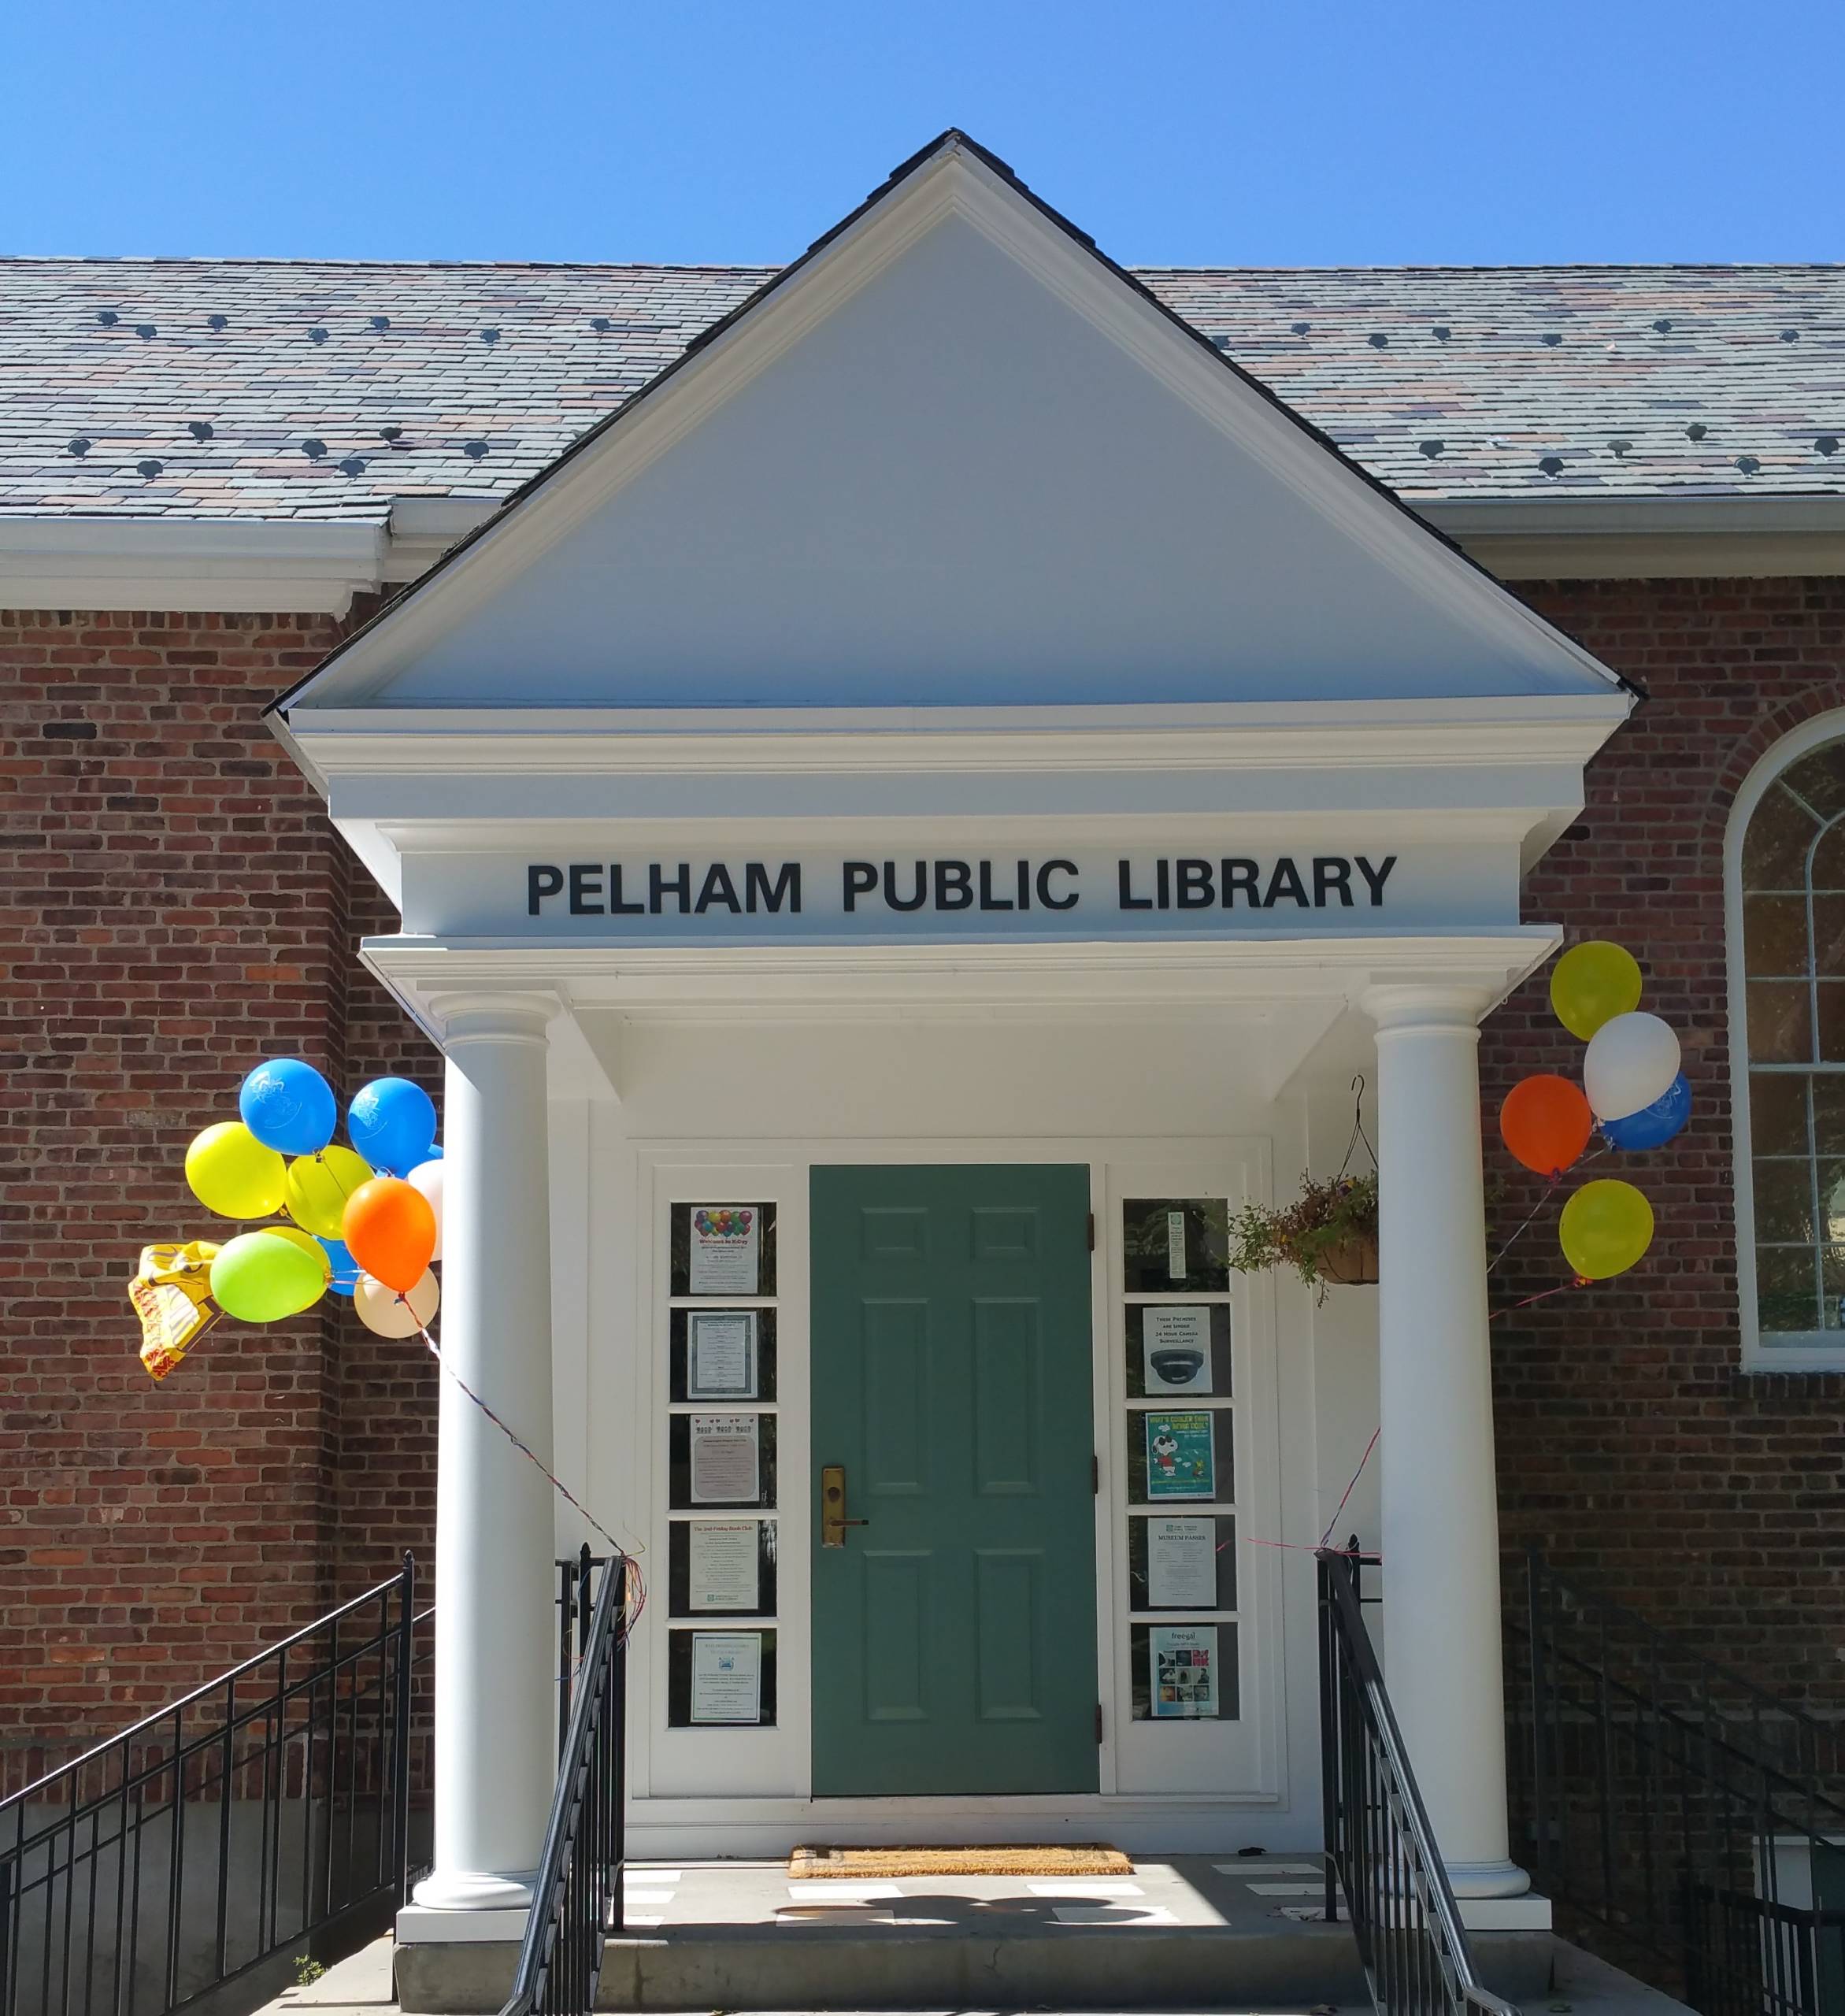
{"left": 788, "top": 1844, "right": 1133, "bottom": 1879}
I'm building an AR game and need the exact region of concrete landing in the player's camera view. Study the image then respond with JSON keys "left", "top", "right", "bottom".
{"left": 398, "top": 1855, "right": 1366, "bottom": 2012}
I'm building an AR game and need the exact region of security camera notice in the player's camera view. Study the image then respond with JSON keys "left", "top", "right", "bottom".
{"left": 521, "top": 851, "right": 1399, "bottom": 928}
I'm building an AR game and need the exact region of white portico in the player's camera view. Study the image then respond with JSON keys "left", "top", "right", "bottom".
{"left": 270, "top": 132, "right": 1632, "bottom": 1944}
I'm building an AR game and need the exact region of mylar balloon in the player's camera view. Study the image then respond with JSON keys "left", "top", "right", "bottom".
{"left": 1558, "top": 1178, "right": 1655, "bottom": 1280}
{"left": 186, "top": 1122, "right": 287, "bottom": 1221}
{"left": 1601, "top": 1073, "right": 1692, "bottom": 1151}
{"left": 354, "top": 1268, "right": 439, "bottom": 1338}
{"left": 343, "top": 1177, "right": 437, "bottom": 1294}
{"left": 1584, "top": 1012, "right": 1682, "bottom": 1121}
{"left": 406, "top": 1160, "right": 444, "bottom": 1264}
{"left": 347, "top": 1079, "right": 437, "bottom": 1178}
{"left": 1499, "top": 1074, "right": 1595, "bottom": 1177}
{"left": 211, "top": 1229, "right": 328, "bottom": 1322}
{"left": 238, "top": 1058, "right": 338, "bottom": 1158}
{"left": 283, "top": 1146, "right": 373, "bottom": 1240}
{"left": 316, "top": 1236, "right": 361, "bottom": 1295}
{"left": 1551, "top": 941, "right": 1644, "bottom": 1042}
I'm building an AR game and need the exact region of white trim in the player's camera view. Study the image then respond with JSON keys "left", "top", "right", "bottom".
{"left": 1427, "top": 495, "right": 1845, "bottom": 581}
{"left": 1725, "top": 707, "right": 1845, "bottom": 1373}
{"left": 274, "top": 138, "right": 1626, "bottom": 711}
{"left": 0, "top": 499, "right": 499, "bottom": 614}
{"left": 284, "top": 693, "right": 1632, "bottom": 782}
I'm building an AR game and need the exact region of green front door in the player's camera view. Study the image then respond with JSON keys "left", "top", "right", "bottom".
{"left": 810, "top": 1163, "right": 1098, "bottom": 1796}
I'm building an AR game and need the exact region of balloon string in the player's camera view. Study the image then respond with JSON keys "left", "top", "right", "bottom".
{"left": 1489, "top": 1276, "right": 1589, "bottom": 1322}
{"left": 1318, "top": 1424, "right": 1380, "bottom": 1550}
{"left": 416, "top": 1324, "right": 643, "bottom": 1566}
{"left": 1486, "top": 1139, "right": 1609, "bottom": 1276}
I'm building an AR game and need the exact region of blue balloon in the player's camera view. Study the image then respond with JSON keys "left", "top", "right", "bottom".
{"left": 316, "top": 1236, "right": 360, "bottom": 1295}
{"left": 1602, "top": 1073, "right": 1691, "bottom": 1151}
{"left": 346, "top": 1077, "right": 437, "bottom": 1177}
{"left": 422, "top": 1143, "right": 443, "bottom": 1162}
{"left": 239, "top": 1058, "right": 337, "bottom": 1157}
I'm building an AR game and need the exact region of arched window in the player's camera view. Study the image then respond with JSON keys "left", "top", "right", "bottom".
{"left": 1732, "top": 724, "right": 1845, "bottom": 1364}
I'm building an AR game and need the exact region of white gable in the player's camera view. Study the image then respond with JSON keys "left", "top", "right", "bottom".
{"left": 288, "top": 137, "right": 1620, "bottom": 713}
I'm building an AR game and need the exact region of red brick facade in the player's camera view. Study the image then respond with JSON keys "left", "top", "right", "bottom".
{"left": 0, "top": 606, "right": 440, "bottom": 1788}
{"left": 3, "top": 579, "right": 1842, "bottom": 1780}
{"left": 1489, "top": 577, "right": 1845, "bottom": 1705}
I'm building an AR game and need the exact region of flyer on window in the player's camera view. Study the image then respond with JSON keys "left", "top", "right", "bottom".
{"left": 1143, "top": 1306, "right": 1210, "bottom": 1393}
{"left": 1165, "top": 1209, "right": 1187, "bottom": 1280}
{"left": 1150, "top": 1623, "right": 1218, "bottom": 1718}
{"left": 690, "top": 1631, "right": 762, "bottom": 1724}
{"left": 1144, "top": 1412, "right": 1214, "bottom": 1501}
{"left": 689, "top": 1413, "right": 760, "bottom": 1503}
{"left": 688, "top": 1205, "right": 760, "bottom": 1295}
{"left": 1146, "top": 1516, "right": 1217, "bottom": 1608}
{"left": 689, "top": 1310, "right": 757, "bottom": 1398}
{"left": 687, "top": 1519, "right": 760, "bottom": 1611}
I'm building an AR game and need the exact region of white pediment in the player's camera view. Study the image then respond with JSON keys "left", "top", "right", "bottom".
{"left": 282, "top": 135, "right": 1622, "bottom": 714}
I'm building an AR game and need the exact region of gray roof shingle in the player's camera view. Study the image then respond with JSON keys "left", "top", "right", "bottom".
{"left": 2, "top": 256, "right": 1841, "bottom": 520}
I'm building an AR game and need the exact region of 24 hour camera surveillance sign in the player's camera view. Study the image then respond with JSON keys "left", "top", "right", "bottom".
{"left": 497, "top": 848, "right": 1417, "bottom": 941}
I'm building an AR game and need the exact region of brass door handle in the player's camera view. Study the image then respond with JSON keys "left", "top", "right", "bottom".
{"left": 821, "top": 1463, "right": 870, "bottom": 1548}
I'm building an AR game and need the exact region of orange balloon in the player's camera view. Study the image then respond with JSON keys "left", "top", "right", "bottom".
{"left": 341, "top": 1177, "right": 437, "bottom": 1294}
{"left": 1500, "top": 1074, "right": 1595, "bottom": 1177}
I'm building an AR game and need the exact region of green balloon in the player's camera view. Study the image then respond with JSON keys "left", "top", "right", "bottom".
{"left": 211, "top": 1230, "right": 328, "bottom": 1323}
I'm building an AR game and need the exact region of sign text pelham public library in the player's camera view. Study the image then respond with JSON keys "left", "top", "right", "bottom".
{"left": 526, "top": 853, "right": 1399, "bottom": 921}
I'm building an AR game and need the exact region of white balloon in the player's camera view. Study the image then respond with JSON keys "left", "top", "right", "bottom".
{"left": 407, "top": 1159, "right": 444, "bottom": 1263}
{"left": 354, "top": 1268, "right": 440, "bottom": 1338}
{"left": 1583, "top": 1011, "right": 1682, "bottom": 1121}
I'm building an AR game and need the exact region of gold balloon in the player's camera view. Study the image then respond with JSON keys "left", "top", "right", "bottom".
{"left": 283, "top": 1147, "right": 373, "bottom": 1239}
{"left": 1550, "top": 941, "right": 1643, "bottom": 1042}
{"left": 1559, "top": 1179, "right": 1655, "bottom": 1280}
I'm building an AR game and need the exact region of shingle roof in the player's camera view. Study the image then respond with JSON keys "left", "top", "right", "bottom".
{"left": 2, "top": 256, "right": 1841, "bottom": 521}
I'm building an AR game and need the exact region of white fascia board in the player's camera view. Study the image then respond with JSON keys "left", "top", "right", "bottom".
{"left": 1424, "top": 493, "right": 1845, "bottom": 580}
{"left": 0, "top": 503, "right": 500, "bottom": 614}
{"left": 276, "top": 139, "right": 1628, "bottom": 710}
{"left": 0, "top": 517, "right": 389, "bottom": 614}
{"left": 285, "top": 692, "right": 1632, "bottom": 781}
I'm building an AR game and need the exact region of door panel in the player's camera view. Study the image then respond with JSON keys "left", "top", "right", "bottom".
{"left": 810, "top": 1163, "right": 1098, "bottom": 1797}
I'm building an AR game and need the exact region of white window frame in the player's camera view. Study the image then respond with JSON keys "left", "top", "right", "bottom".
{"left": 1726, "top": 708, "right": 1845, "bottom": 1371}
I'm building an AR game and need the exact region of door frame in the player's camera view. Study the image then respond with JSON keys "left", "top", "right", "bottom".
{"left": 628, "top": 1133, "right": 1287, "bottom": 1825}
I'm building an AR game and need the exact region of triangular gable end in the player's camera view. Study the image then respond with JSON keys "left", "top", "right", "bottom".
{"left": 275, "top": 132, "right": 1628, "bottom": 713}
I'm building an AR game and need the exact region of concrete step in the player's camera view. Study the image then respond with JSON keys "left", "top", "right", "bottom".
{"left": 595, "top": 1919, "right": 1370, "bottom": 2011}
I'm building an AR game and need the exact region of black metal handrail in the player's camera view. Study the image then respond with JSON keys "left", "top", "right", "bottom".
{"left": 1318, "top": 1546, "right": 1518, "bottom": 2016}
{"left": 502, "top": 1551, "right": 629, "bottom": 2016}
{"left": 1, "top": 1556, "right": 423, "bottom": 2016}
{"left": 1507, "top": 1548, "right": 1845, "bottom": 2016}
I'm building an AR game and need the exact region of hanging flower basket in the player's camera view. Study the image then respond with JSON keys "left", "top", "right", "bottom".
{"left": 1228, "top": 1171, "right": 1380, "bottom": 1299}
{"left": 1315, "top": 1228, "right": 1380, "bottom": 1287}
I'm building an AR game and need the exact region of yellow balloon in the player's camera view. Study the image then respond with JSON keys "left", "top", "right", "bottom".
{"left": 1550, "top": 940, "right": 1643, "bottom": 1041}
{"left": 1559, "top": 1179, "right": 1655, "bottom": 1280}
{"left": 186, "top": 1122, "right": 287, "bottom": 1221}
{"left": 264, "top": 1224, "right": 333, "bottom": 1283}
{"left": 284, "top": 1147, "right": 373, "bottom": 1239}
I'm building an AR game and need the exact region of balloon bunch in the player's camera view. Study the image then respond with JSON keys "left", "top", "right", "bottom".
{"left": 1496, "top": 941, "right": 1689, "bottom": 1286}
{"left": 134, "top": 1060, "right": 447, "bottom": 1377}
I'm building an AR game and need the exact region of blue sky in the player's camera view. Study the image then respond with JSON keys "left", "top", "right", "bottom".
{"left": 4, "top": 0, "right": 1840, "bottom": 267}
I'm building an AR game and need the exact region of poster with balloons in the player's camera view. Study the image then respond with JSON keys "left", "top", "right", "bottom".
{"left": 132, "top": 1058, "right": 446, "bottom": 1375}
{"left": 1491, "top": 940, "right": 1689, "bottom": 1303}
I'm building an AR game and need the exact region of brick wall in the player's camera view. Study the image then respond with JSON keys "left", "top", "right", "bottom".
{"left": 1489, "top": 576, "right": 1845, "bottom": 1710}
{"left": 0, "top": 605, "right": 440, "bottom": 1781}
{"left": 4, "top": 575, "right": 1842, "bottom": 1771}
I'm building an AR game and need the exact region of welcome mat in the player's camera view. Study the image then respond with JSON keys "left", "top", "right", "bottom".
{"left": 788, "top": 1844, "right": 1133, "bottom": 1879}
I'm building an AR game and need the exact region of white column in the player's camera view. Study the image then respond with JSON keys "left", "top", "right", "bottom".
{"left": 413, "top": 992, "right": 558, "bottom": 1912}
{"left": 1362, "top": 982, "right": 1528, "bottom": 1901}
